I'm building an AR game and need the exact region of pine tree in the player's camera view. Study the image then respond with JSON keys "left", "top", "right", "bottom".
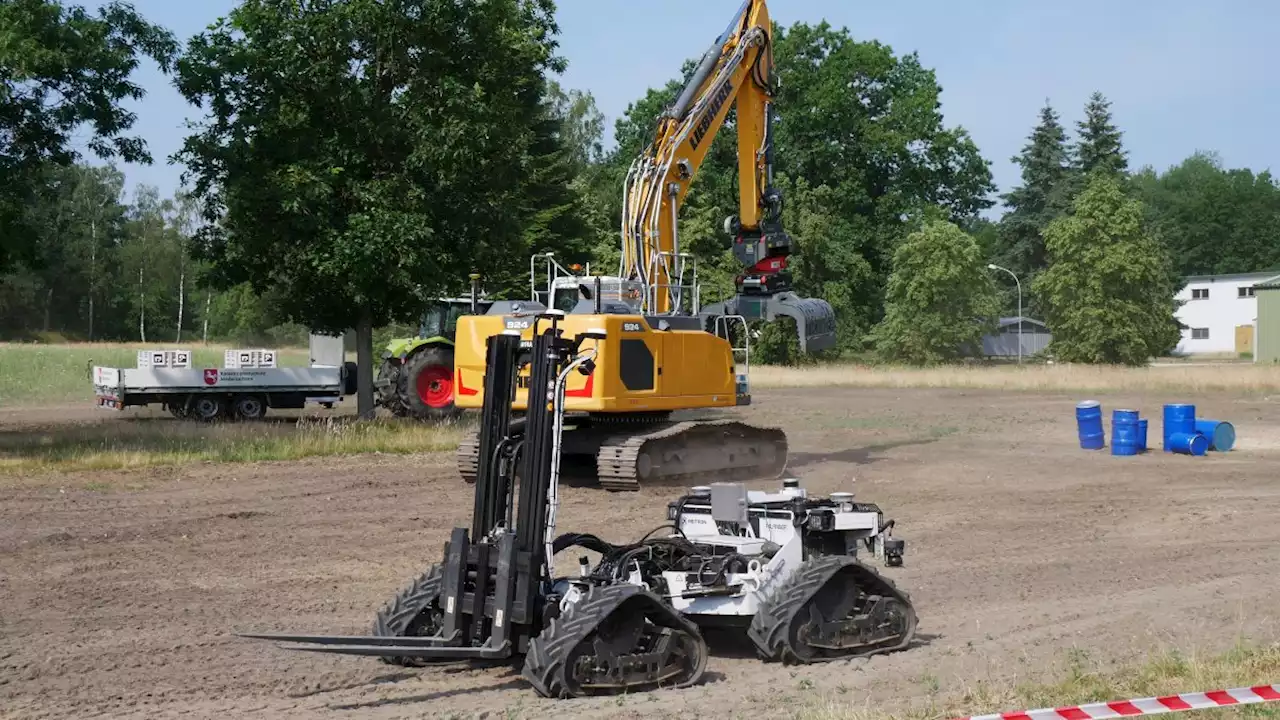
{"left": 1074, "top": 91, "right": 1128, "bottom": 176}
{"left": 992, "top": 101, "right": 1073, "bottom": 316}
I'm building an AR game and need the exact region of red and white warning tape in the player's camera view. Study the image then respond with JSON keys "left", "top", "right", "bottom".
{"left": 953, "top": 683, "right": 1280, "bottom": 720}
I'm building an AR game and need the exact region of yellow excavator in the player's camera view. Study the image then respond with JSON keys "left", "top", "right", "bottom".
{"left": 451, "top": 0, "right": 837, "bottom": 491}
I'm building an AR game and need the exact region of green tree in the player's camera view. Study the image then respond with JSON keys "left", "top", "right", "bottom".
{"left": 0, "top": 0, "right": 176, "bottom": 273}
{"left": 1033, "top": 173, "right": 1180, "bottom": 365}
{"left": 1132, "top": 152, "right": 1280, "bottom": 277}
{"left": 1073, "top": 92, "right": 1128, "bottom": 177}
{"left": 994, "top": 101, "right": 1073, "bottom": 314}
{"left": 869, "top": 219, "right": 999, "bottom": 365}
{"left": 119, "top": 184, "right": 186, "bottom": 342}
{"left": 545, "top": 80, "right": 605, "bottom": 169}
{"left": 173, "top": 0, "right": 565, "bottom": 416}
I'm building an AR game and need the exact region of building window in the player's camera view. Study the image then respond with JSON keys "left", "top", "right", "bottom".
{"left": 1191, "top": 328, "right": 1209, "bottom": 340}
{"left": 1239, "top": 286, "right": 1255, "bottom": 298}
{"left": 1191, "top": 288, "right": 1209, "bottom": 300}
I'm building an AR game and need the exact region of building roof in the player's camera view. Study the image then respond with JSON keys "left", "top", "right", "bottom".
{"left": 1254, "top": 273, "right": 1280, "bottom": 290}
{"left": 995, "top": 316, "right": 1048, "bottom": 329}
{"left": 1182, "top": 270, "right": 1280, "bottom": 283}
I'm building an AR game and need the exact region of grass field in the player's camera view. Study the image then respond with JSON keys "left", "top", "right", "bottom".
{"left": 0, "top": 342, "right": 313, "bottom": 405}
{"left": 0, "top": 415, "right": 470, "bottom": 476}
{"left": 6, "top": 342, "right": 1279, "bottom": 410}
{"left": 5, "top": 341, "right": 1277, "bottom": 475}
{"left": 814, "top": 641, "right": 1280, "bottom": 719}
{"left": 750, "top": 361, "right": 1280, "bottom": 394}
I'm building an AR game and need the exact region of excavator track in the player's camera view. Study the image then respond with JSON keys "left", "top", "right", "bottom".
{"left": 455, "top": 418, "right": 789, "bottom": 491}
{"left": 522, "top": 583, "right": 708, "bottom": 698}
{"left": 747, "top": 555, "right": 916, "bottom": 664}
{"left": 594, "top": 419, "right": 788, "bottom": 492}
{"left": 456, "top": 437, "right": 480, "bottom": 484}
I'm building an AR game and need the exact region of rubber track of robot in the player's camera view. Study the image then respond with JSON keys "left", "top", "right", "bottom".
{"left": 369, "top": 564, "right": 450, "bottom": 667}
{"left": 747, "top": 555, "right": 917, "bottom": 664}
{"left": 521, "top": 583, "right": 709, "bottom": 698}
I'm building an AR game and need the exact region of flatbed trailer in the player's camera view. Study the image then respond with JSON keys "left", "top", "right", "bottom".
{"left": 91, "top": 334, "right": 357, "bottom": 421}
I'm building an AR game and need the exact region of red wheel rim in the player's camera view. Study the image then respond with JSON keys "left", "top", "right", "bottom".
{"left": 416, "top": 365, "right": 453, "bottom": 408}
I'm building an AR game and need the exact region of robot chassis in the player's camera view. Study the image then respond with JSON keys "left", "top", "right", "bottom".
{"left": 242, "top": 311, "right": 918, "bottom": 698}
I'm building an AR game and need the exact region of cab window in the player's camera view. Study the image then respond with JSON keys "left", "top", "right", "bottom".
{"left": 553, "top": 287, "right": 579, "bottom": 313}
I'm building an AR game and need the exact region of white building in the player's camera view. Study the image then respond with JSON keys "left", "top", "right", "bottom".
{"left": 1173, "top": 271, "right": 1273, "bottom": 355}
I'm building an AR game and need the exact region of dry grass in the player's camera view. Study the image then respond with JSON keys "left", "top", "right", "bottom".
{"left": 750, "top": 362, "right": 1280, "bottom": 395}
{"left": 805, "top": 641, "right": 1280, "bottom": 719}
{"left": 0, "top": 415, "right": 471, "bottom": 476}
{"left": 0, "top": 341, "right": 313, "bottom": 406}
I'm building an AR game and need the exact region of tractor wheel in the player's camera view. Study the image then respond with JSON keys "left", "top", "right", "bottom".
{"left": 400, "top": 346, "right": 461, "bottom": 421}
{"left": 376, "top": 358, "right": 408, "bottom": 417}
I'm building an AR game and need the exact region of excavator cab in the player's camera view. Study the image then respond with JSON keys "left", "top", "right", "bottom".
{"left": 551, "top": 275, "right": 646, "bottom": 316}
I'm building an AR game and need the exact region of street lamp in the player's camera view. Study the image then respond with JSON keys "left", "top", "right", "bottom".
{"left": 987, "top": 263, "right": 1022, "bottom": 364}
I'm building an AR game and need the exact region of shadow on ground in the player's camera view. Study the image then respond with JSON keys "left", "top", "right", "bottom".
{"left": 787, "top": 436, "right": 944, "bottom": 470}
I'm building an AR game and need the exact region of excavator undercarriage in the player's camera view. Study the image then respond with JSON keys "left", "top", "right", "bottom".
{"left": 457, "top": 411, "right": 788, "bottom": 492}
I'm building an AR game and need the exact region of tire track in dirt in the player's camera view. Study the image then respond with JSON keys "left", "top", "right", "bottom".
{"left": 1, "top": 387, "right": 1278, "bottom": 719}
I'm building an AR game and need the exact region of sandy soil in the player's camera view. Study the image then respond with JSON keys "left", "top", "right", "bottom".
{"left": 2, "top": 387, "right": 1278, "bottom": 719}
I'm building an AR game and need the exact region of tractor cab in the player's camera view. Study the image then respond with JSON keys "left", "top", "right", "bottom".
{"left": 418, "top": 297, "right": 494, "bottom": 341}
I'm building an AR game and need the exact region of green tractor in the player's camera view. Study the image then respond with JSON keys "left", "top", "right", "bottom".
{"left": 374, "top": 275, "right": 493, "bottom": 420}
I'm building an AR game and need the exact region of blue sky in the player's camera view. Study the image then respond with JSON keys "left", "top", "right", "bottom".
{"left": 81, "top": 0, "right": 1278, "bottom": 210}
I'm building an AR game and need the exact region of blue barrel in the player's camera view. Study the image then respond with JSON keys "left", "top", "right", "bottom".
{"left": 1138, "top": 418, "right": 1149, "bottom": 451}
{"left": 1168, "top": 431, "right": 1209, "bottom": 456}
{"left": 1076, "top": 401, "right": 1104, "bottom": 450}
{"left": 1194, "top": 419, "right": 1235, "bottom": 452}
{"left": 1111, "top": 409, "right": 1140, "bottom": 456}
{"left": 1163, "top": 404, "right": 1196, "bottom": 452}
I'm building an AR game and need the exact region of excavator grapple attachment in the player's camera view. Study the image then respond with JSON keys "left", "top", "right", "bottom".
{"left": 700, "top": 292, "right": 838, "bottom": 354}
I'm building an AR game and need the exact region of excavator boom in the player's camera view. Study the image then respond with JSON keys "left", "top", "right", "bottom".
{"left": 620, "top": 0, "right": 836, "bottom": 353}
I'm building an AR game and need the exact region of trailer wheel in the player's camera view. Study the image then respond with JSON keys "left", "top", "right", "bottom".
{"left": 232, "top": 394, "right": 267, "bottom": 421}
{"left": 192, "top": 395, "right": 228, "bottom": 422}
{"left": 167, "top": 398, "right": 191, "bottom": 420}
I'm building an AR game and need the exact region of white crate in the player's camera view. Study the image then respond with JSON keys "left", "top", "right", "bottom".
{"left": 136, "top": 349, "right": 192, "bottom": 369}
{"left": 224, "top": 349, "right": 277, "bottom": 369}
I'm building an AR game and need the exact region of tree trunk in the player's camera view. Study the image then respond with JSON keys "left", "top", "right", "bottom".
{"left": 176, "top": 268, "right": 185, "bottom": 343}
{"left": 43, "top": 288, "right": 52, "bottom": 333}
{"left": 138, "top": 267, "right": 146, "bottom": 343}
{"left": 356, "top": 310, "right": 376, "bottom": 420}
{"left": 88, "top": 219, "right": 96, "bottom": 341}
{"left": 203, "top": 292, "right": 211, "bottom": 344}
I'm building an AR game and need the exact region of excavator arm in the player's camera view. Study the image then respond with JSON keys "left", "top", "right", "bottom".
{"left": 620, "top": 0, "right": 836, "bottom": 353}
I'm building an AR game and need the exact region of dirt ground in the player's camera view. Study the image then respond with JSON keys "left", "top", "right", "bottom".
{"left": 2, "top": 387, "right": 1279, "bottom": 720}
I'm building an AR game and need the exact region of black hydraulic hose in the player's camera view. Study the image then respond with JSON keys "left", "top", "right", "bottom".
{"left": 639, "top": 523, "right": 684, "bottom": 542}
